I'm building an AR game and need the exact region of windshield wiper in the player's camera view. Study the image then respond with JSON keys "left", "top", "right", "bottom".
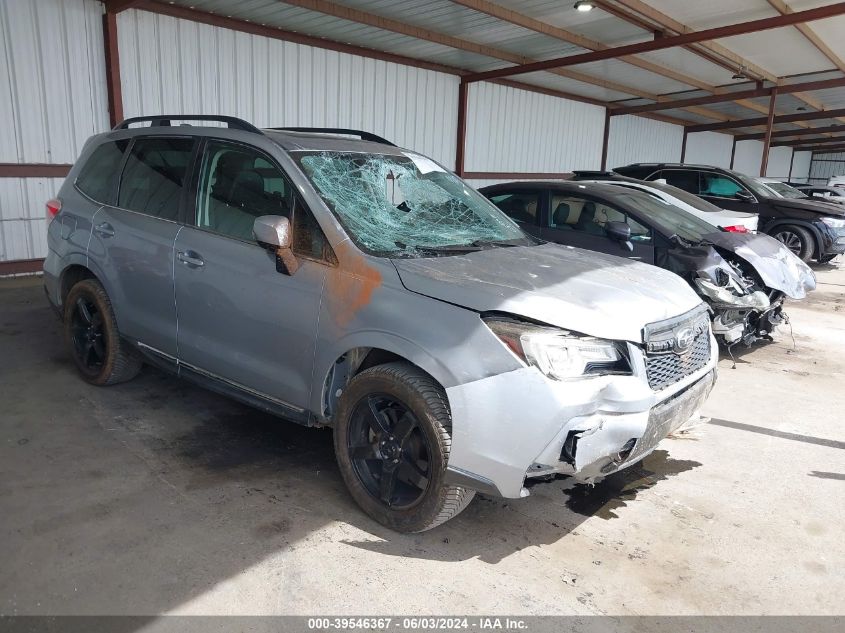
{"left": 470, "top": 239, "right": 520, "bottom": 248}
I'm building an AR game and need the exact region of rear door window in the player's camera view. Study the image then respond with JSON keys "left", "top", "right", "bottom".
{"left": 76, "top": 140, "right": 129, "bottom": 204}
{"left": 117, "top": 137, "right": 195, "bottom": 221}
{"left": 488, "top": 191, "right": 541, "bottom": 225}
{"left": 659, "top": 169, "right": 700, "bottom": 194}
{"left": 699, "top": 173, "right": 744, "bottom": 198}
{"left": 550, "top": 194, "right": 652, "bottom": 242}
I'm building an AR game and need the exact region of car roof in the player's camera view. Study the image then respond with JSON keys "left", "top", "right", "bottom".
{"left": 262, "top": 129, "right": 406, "bottom": 155}
{"left": 479, "top": 180, "right": 654, "bottom": 201}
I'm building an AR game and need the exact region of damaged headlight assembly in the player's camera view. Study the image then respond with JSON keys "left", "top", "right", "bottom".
{"left": 820, "top": 216, "right": 845, "bottom": 229}
{"left": 484, "top": 318, "right": 631, "bottom": 380}
{"left": 694, "top": 277, "right": 770, "bottom": 310}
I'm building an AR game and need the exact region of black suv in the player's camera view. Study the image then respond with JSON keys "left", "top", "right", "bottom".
{"left": 613, "top": 163, "right": 845, "bottom": 263}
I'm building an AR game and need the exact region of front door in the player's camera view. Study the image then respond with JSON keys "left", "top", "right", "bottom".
{"left": 87, "top": 136, "right": 196, "bottom": 359}
{"left": 174, "top": 139, "right": 330, "bottom": 412}
{"left": 540, "top": 192, "right": 656, "bottom": 263}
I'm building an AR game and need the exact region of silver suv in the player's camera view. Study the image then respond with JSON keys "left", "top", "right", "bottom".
{"left": 44, "top": 116, "right": 717, "bottom": 532}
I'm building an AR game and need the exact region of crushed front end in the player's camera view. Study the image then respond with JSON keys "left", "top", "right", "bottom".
{"left": 444, "top": 305, "right": 717, "bottom": 499}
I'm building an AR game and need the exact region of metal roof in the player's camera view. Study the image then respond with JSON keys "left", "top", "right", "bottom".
{"left": 163, "top": 0, "right": 845, "bottom": 143}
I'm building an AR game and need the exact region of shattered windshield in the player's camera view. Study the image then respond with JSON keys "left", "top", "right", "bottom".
{"left": 296, "top": 151, "right": 531, "bottom": 257}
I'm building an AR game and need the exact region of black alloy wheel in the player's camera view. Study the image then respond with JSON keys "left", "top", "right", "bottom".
{"left": 347, "top": 394, "right": 431, "bottom": 509}
{"left": 69, "top": 296, "right": 106, "bottom": 373}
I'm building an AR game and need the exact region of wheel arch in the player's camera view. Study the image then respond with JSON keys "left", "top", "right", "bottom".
{"left": 315, "top": 338, "right": 454, "bottom": 426}
{"left": 763, "top": 219, "right": 823, "bottom": 258}
{"left": 57, "top": 256, "right": 111, "bottom": 310}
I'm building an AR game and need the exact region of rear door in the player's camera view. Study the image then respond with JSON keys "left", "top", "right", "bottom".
{"left": 173, "top": 139, "right": 330, "bottom": 413}
{"left": 87, "top": 136, "right": 196, "bottom": 360}
{"left": 540, "top": 192, "right": 656, "bottom": 263}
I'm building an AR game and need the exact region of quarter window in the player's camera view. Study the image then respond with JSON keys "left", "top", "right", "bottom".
{"left": 117, "top": 137, "right": 194, "bottom": 220}
{"left": 488, "top": 192, "right": 540, "bottom": 225}
{"left": 76, "top": 140, "right": 129, "bottom": 204}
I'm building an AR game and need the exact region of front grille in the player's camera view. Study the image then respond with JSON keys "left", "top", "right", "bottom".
{"left": 645, "top": 328, "right": 710, "bottom": 390}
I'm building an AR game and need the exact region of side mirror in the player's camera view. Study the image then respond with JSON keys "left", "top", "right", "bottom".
{"left": 253, "top": 215, "right": 299, "bottom": 275}
{"left": 734, "top": 190, "right": 754, "bottom": 202}
{"left": 605, "top": 221, "right": 634, "bottom": 252}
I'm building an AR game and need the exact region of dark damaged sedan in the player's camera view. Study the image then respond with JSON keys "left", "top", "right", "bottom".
{"left": 480, "top": 181, "right": 816, "bottom": 347}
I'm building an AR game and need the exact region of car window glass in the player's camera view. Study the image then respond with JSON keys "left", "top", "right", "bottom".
{"left": 700, "top": 173, "right": 743, "bottom": 198}
{"left": 488, "top": 192, "right": 540, "bottom": 225}
{"left": 550, "top": 195, "right": 652, "bottom": 243}
{"left": 196, "top": 141, "right": 293, "bottom": 242}
{"left": 117, "top": 137, "right": 194, "bottom": 220}
{"left": 76, "top": 140, "right": 129, "bottom": 204}
{"left": 660, "top": 170, "right": 700, "bottom": 194}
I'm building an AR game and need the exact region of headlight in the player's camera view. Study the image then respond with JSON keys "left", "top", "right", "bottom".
{"left": 484, "top": 318, "right": 630, "bottom": 380}
{"left": 821, "top": 216, "right": 845, "bottom": 228}
{"left": 694, "top": 278, "right": 770, "bottom": 309}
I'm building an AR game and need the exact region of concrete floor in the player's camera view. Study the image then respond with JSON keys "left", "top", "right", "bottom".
{"left": 1, "top": 262, "right": 843, "bottom": 616}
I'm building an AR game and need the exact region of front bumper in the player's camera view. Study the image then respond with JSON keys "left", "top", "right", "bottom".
{"left": 445, "top": 337, "right": 717, "bottom": 498}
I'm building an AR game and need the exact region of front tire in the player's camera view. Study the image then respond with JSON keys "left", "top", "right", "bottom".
{"left": 63, "top": 279, "right": 142, "bottom": 385}
{"left": 770, "top": 225, "right": 814, "bottom": 262}
{"left": 333, "top": 362, "right": 475, "bottom": 532}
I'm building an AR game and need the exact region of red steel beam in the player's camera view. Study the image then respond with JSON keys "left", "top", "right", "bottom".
{"left": 736, "top": 124, "right": 845, "bottom": 140}
{"left": 611, "top": 77, "right": 845, "bottom": 116}
{"left": 686, "top": 107, "right": 845, "bottom": 133}
{"left": 761, "top": 87, "right": 779, "bottom": 176}
{"left": 773, "top": 135, "right": 845, "bottom": 147}
{"left": 464, "top": 4, "right": 845, "bottom": 83}
{"left": 103, "top": 0, "right": 145, "bottom": 12}
{"left": 0, "top": 164, "right": 72, "bottom": 177}
{"left": 102, "top": 10, "right": 123, "bottom": 128}
{"left": 797, "top": 144, "right": 845, "bottom": 153}
{"left": 455, "top": 81, "right": 468, "bottom": 176}
{"left": 600, "top": 108, "right": 611, "bottom": 170}
{"left": 0, "top": 258, "right": 44, "bottom": 276}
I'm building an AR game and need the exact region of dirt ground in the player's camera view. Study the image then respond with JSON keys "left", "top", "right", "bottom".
{"left": 1, "top": 261, "right": 843, "bottom": 616}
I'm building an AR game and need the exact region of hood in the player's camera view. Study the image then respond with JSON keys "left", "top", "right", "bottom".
{"left": 392, "top": 243, "right": 703, "bottom": 343}
{"left": 702, "top": 231, "right": 817, "bottom": 299}
{"left": 766, "top": 196, "right": 845, "bottom": 217}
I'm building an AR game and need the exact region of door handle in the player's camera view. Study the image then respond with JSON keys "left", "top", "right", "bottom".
{"left": 94, "top": 222, "right": 115, "bottom": 238}
{"left": 177, "top": 250, "right": 204, "bottom": 268}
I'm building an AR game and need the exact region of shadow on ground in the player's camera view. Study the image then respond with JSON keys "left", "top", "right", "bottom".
{"left": 0, "top": 279, "right": 699, "bottom": 615}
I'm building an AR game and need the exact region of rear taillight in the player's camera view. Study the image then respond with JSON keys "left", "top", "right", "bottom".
{"left": 721, "top": 224, "right": 748, "bottom": 233}
{"left": 46, "top": 198, "right": 62, "bottom": 220}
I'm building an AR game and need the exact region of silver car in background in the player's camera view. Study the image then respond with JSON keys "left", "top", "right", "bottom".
{"left": 44, "top": 116, "right": 717, "bottom": 532}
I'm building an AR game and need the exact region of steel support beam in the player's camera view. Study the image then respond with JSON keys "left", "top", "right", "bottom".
{"left": 0, "top": 164, "right": 72, "bottom": 178}
{"left": 761, "top": 87, "right": 779, "bottom": 176}
{"left": 611, "top": 77, "right": 845, "bottom": 116}
{"left": 686, "top": 108, "right": 845, "bottom": 133}
{"left": 463, "top": 4, "right": 845, "bottom": 82}
{"left": 736, "top": 124, "right": 845, "bottom": 141}
{"left": 796, "top": 145, "right": 845, "bottom": 154}
{"left": 601, "top": 109, "right": 611, "bottom": 170}
{"left": 730, "top": 137, "right": 737, "bottom": 169}
{"left": 680, "top": 128, "right": 688, "bottom": 162}
{"left": 773, "top": 135, "right": 845, "bottom": 147}
{"left": 455, "top": 81, "right": 468, "bottom": 177}
{"left": 102, "top": 10, "right": 123, "bottom": 128}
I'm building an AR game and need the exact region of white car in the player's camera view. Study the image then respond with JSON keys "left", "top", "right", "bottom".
{"left": 828, "top": 175, "right": 845, "bottom": 189}
{"left": 583, "top": 178, "right": 759, "bottom": 232}
{"left": 797, "top": 185, "right": 845, "bottom": 205}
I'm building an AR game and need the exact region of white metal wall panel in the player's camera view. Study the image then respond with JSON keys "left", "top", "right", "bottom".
{"left": 464, "top": 82, "right": 605, "bottom": 172}
{"left": 0, "top": 0, "right": 109, "bottom": 163}
{"left": 765, "top": 146, "right": 794, "bottom": 180}
{"left": 790, "top": 151, "right": 812, "bottom": 184}
{"left": 810, "top": 152, "right": 845, "bottom": 183}
{"left": 606, "top": 115, "right": 683, "bottom": 170}
{"left": 732, "top": 140, "right": 764, "bottom": 177}
{"left": 0, "top": 177, "right": 62, "bottom": 261}
{"left": 685, "top": 132, "right": 733, "bottom": 169}
{"left": 117, "top": 10, "right": 459, "bottom": 166}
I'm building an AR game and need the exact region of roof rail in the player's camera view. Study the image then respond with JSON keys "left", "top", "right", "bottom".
{"left": 270, "top": 127, "right": 396, "bottom": 146}
{"left": 113, "top": 115, "right": 263, "bottom": 134}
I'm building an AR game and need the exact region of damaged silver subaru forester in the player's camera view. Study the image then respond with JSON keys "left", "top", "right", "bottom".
{"left": 44, "top": 117, "right": 717, "bottom": 532}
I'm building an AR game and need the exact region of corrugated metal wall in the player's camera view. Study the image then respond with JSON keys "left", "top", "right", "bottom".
{"left": 116, "top": 10, "right": 459, "bottom": 167}
{"left": 810, "top": 151, "right": 845, "bottom": 183}
{"left": 606, "top": 115, "right": 683, "bottom": 169}
{"left": 765, "top": 146, "right": 793, "bottom": 180}
{"left": 790, "top": 151, "right": 812, "bottom": 183}
{"left": 685, "top": 131, "right": 733, "bottom": 168}
{"left": 0, "top": 0, "right": 109, "bottom": 263}
{"left": 464, "top": 82, "right": 605, "bottom": 176}
{"left": 732, "top": 140, "right": 764, "bottom": 177}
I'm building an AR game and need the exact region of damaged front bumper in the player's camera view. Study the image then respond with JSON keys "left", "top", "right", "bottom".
{"left": 444, "top": 339, "right": 717, "bottom": 498}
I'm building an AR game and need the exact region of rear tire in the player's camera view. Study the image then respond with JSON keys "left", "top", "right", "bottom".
{"left": 770, "top": 225, "right": 814, "bottom": 262}
{"left": 333, "top": 362, "right": 475, "bottom": 532}
{"left": 64, "top": 279, "right": 142, "bottom": 386}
